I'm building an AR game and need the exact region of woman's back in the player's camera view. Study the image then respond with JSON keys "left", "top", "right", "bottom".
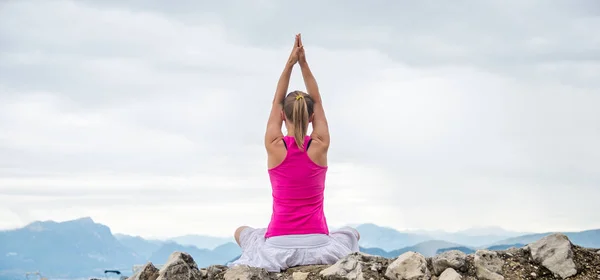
{"left": 265, "top": 135, "right": 329, "bottom": 238}
{"left": 230, "top": 33, "right": 359, "bottom": 273}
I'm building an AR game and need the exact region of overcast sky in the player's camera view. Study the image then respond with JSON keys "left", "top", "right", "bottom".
{"left": 0, "top": 0, "right": 599, "bottom": 238}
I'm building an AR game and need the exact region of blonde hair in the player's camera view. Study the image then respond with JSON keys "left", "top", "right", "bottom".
{"left": 283, "top": 91, "right": 314, "bottom": 151}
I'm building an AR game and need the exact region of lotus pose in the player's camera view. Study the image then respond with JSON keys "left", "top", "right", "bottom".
{"left": 229, "top": 34, "right": 360, "bottom": 272}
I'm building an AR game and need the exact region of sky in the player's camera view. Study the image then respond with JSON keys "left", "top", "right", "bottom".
{"left": 0, "top": 0, "right": 599, "bottom": 238}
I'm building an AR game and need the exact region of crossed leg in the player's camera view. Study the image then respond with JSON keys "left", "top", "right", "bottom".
{"left": 234, "top": 226, "right": 250, "bottom": 246}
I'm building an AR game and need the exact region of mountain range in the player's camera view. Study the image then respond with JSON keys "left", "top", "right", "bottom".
{"left": 0, "top": 217, "right": 139, "bottom": 280}
{"left": 0, "top": 217, "right": 598, "bottom": 280}
{"left": 353, "top": 223, "right": 531, "bottom": 251}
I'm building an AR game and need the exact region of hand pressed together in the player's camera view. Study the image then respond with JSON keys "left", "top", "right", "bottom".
{"left": 287, "top": 33, "right": 305, "bottom": 66}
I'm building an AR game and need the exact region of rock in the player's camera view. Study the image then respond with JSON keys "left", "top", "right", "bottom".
{"left": 291, "top": 271, "right": 309, "bottom": 280}
{"left": 370, "top": 262, "right": 383, "bottom": 272}
{"left": 205, "top": 265, "right": 227, "bottom": 279}
{"left": 596, "top": 250, "right": 600, "bottom": 255}
{"left": 156, "top": 252, "right": 202, "bottom": 280}
{"left": 125, "top": 234, "right": 600, "bottom": 280}
{"left": 318, "top": 252, "right": 389, "bottom": 280}
{"left": 199, "top": 269, "right": 207, "bottom": 278}
{"left": 505, "top": 247, "right": 521, "bottom": 256}
{"left": 528, "top": 233, "right": 577, "bottom": 279}
{"left": 473, "top": 250, "right": 504, "bottom": 280}
{"left": 319, "top": 253, "right": 365, "bottom": 280}
{"left": 385, "top": 251, "right": 431, "bottom": 280}
{"left": 438, "top": 268, "right": 461, "bottom": 280}
{"left": 223, "top": 265, "right": 271, "bottom": 280}
{"left": 127, "top": 262, "right": 159, "bottom": 280}
{"left": 432, "top": 250, "right": 467, "bottom": 275}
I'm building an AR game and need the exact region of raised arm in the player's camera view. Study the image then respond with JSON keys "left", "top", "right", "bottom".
{"left": 298, "top": 35, "right": 330, "bottom": 147}
{"left": 265, "top": 35, "right": 302, "bottom": 148}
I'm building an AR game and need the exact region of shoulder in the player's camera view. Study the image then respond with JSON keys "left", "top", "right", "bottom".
{"left": 267, "top": 137, "right": 287, "bottom": 169}
{"left": 266, "top": 136, "right": 287, "bottom": 153}
{"left": 307, "top": 136, "right": 328, "bottom": 166}
{"left": 308, "top": 135, "right": 329, "bottom": 151}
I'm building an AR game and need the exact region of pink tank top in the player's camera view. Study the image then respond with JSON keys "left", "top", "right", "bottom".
{"left": 265, "top": 135, "right": 329, "bottom": 238}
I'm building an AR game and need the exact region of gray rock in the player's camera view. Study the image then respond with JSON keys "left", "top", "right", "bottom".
{"left": 320, "top": 253, "right": 365, "bottom": 280}
{"left": 205, "top": 265, "right": 227, "bottom": 279}
{"left": 123, "top": 233, "right": 596, "bottom": 280}
{"left": 223, "top": 265, "right": 271, "bottom": 280}
{"left": 432, "top": 250, "right": 467, "bottom": 275}
{"left": 156, "top": 252, "right": 203, "bottom": 280}
{"left": 127, "top": 262, "right": 159, "bottom": 280}
{"left": 438, "top": 268, "right": 462, "bottom": 280}
{"left": 505, "top": 247, "right": 521, "bottom": 256}
{"left": 473, "top": 250, "right": 504, "bottom": 280}
{"left": 528, "top": 233, "right": 577, "bottom": 279}
{"left": 385, "top": 251, "right": 431, "bottom": 280}
{"left": 370, "top": 262, "right": 383, "bottom": 272}
{"left": 292, "top": 271, "right": 309, "bottom": 280}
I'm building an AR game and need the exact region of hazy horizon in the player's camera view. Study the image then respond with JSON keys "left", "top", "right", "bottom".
{"left": 1, "top": 0, "right": 599, "bottom": 237}
{"left": 4, "top": 216, "right": 598, "bottom": 240}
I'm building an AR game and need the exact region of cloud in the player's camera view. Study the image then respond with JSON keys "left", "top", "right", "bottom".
{"left": 0, "top": 0, "right": 599, "bottom": 237}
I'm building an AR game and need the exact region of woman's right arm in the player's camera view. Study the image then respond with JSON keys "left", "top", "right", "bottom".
{"left": 265, "top": 34, "right": 301, "bottom": 150}
{"left": 298, "top": 38, "right": 330, "bottom": 148}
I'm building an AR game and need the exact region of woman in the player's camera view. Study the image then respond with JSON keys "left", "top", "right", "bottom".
{"left": 229, "top": 34, "right": 360, "bottom": 272}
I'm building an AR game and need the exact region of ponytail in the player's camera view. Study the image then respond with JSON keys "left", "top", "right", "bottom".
{"left": 292, "top": 93, "right": 309, "bottom": 151}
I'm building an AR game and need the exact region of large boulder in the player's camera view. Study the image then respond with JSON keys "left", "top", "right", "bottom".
{"left": 127, "top": 262, "right": 159, "bottom": 280}
{"left": 156, "top": 252, "right": 203, "bottom": 280}
{"left": 527, "top": 233, "right": 577, "bottom": 279}
{"left": 438, "top": 268, "right": 462, "bottom": 280}
{"left": 223, "top": 265, "right": 271, "bottom": 280}
{"left": 385, "top": 251, "right": 430, "bottom": 280}
{"left": 473, "top": 250, "right": 504, "bottom": 280}
{"left": 319, "top": 252, "right": 389, "bottom": 280}
{"left": 431, "top": 250, "right": 467, "bottom": 276}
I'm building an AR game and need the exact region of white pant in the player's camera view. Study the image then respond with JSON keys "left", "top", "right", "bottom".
{"left": 229, "top": 227, "right": 360, "bottom": 272}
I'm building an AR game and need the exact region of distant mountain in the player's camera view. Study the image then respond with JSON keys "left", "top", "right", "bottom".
{"left": 486, "top": 244, "right": 526, "bottom": 251}
{"left": 492, "top": 230, "right": 600, "bottom": 248}
{"left": 226, "top": 255, "right": 241, "bottom": 265}
{"left": 400, "top": 226, "right": 528, "bottom": 247}
{"left": 213, "top": 242, "right": 243, "bottom": 260}
{"left": 114, "top": 234, "right": 164, "bottom": 259}
{"left": 455, "top": 226, "right": 529, "bottom": 237}
{"left": 355, "top": 224, "right": 431, "bottom": 251}
{"left": 0, "top": 217, "right": 242, "bottom": 280}
{"left": 167, "top": 234, "right": 235, "bottom": 250}
{"left": 436, "top": 246, "right": 476, "bottom": 255}
{"left": 426, "top": 232, "right": 520, "bottom": 248}
{"left": 0, "top": 217, "right": 142, "bottom": 280}
{"left": 354, "top": 224, "right": 531, "bottom": 249}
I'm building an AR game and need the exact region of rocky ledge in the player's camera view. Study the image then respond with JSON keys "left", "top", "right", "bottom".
{"left": 128, "top": 233, "right": 600, "bottom": 280}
